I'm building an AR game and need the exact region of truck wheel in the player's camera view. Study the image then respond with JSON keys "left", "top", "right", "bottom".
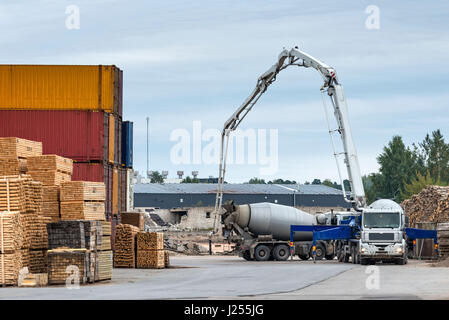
{"left": 360, "top": 258, "right": 369, "bottom": 265}
{"left": 273, "top": 245, "right": 290, "bottom": 261}
{"left": 312, "top": 243, "right": 326, "bottom": 260}
{"left": 254, "top": 245, "right": 271, "bottom": 261}
{"left": 343, "top": 253, "right": 350, "bottom": 263}
{"left": 395, "top": 258, "right": 405, "bottom": 265}
{"left": 242, "top": 251, "right": 252, "bottom": 261}
{"left": 298, "top": 254, "right": 310, "bottom": 261}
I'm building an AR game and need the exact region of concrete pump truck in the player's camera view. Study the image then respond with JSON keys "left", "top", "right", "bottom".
{"left": 212, "top": 46, "right": 438, "bottom": 265}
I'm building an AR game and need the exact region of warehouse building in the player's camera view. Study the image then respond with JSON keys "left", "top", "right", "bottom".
{"left": 134, "top": 183, "right": 350, "bottom": 210}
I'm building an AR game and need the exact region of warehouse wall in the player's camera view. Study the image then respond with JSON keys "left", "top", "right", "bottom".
{"left": 134, "top": 192, "right": 350, "bottom": 209}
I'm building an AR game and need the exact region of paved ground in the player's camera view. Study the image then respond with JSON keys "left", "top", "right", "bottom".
{"left": 0, "top": 256, "right": 448, "bottom": 300}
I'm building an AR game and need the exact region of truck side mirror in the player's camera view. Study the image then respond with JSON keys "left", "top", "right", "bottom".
{"left": 405, "top": 216, "right": 409, "bottom": 227}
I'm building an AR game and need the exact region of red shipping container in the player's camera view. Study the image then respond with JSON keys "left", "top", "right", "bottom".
{"left": 0, "top": 110, "right": 122, "bottom": 165}
{"left": 72, "top": 162, "right": 114, "bottom": 220}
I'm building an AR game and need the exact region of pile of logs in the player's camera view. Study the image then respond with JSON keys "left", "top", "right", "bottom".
{"left": 136, "top": 232, "right": 165, "bottom": 269}
{"left": 401, "top": 186, "right": 449, "bottom": 227}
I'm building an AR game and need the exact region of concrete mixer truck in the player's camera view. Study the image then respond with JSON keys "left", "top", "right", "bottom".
{"left": 212, "top": 46, "right": 438, "bottom": 264}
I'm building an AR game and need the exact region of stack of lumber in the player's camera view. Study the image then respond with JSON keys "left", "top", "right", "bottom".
{"left": 0, "top": 137, "right": 42, "bottom": 159}
{"left": 47, "top": 249, "right": 89, "bottom": 285}
{"left": 114, "top": 224, "right": 140, "bottom": 268}
{"left": 136, "top": 232, "right": 165, "bottom": 269}
{"left": 99, "top": 221, "right": 112, "bottom": 251}
{"left": 0, "top": 159, "right": 27, "bottom": 176}
{"left": 29, "top": 214, "right": 50, "bottom": 250}
{"left": 27, "top": 155, "right": 72, "bottom": 186}
{"left": 437, "top": 223, "right": 449, "bottom": 259}
{"left": 0, "top": 211, "right": 23, "bottom": 252}
{"left": 47, "top": 221, "right": 86, "bottom": 250}
{"left": 60, "top": 182, "right": 106, "bottom": 221}
{"left": 60, "top": 202, "right": 105, "bottom": 221}
{"left": 0, "top": 251, "right": 22, "bottom": 285}
{"left": 0, "top": 177, "right": 26, "bottom": 212}
{"left": 97, "top": 251, "right": 113, "bottom": 281}
{"left": 82, "top": 221, "right": 101, "bottom": 251}
{"left": 121, "top": 212, "right": 144, "bottom": 231}
{"left": 42, "top": 186, "right": 60, "bottom": 222}
{"left": 29, "top": 250, "right": 48, "bottom": 274}
{"left": 164, "top": 251, "right": 170, "bottom": 268}
{"left": 401, "top": 186, "right": 449, "bottom": 227}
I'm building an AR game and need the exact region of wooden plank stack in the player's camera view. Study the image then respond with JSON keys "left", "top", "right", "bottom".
{"left": 121, "top": 212, "right": 144, "bottom": 231}
{"left": 437, "top": 223, "right": 449, "bottom": 259}
{"left": 47, "top": 221, "right": 86, "bottom": 249}
{"left": 42, "top": 186, "right": 60, "bottom": 222}
{"left": 114, "top": 224, "right": 140, "bottom": 268}
{"left": 0, "top": 137, "right": 42, "bottom": 159}
{"left": 60, "top": 202, "right": 105, "bottom": 221}
{"left": 136, "top": 232, "right": 165, "bottom": 269}
{"left": 60, "top": 182, "right": 106, "bottom": 221}
{"left": 0, "top": 159, "right": 27, "bottom": 176}
{"left": 47, "top": 249, "right": 89, "bottom": 285}
{"left": 401, "top": 186, "right": 449, "bottom": 227}
{"left": 27, "top": 155, "right": 72, "bottom": 186}
{"left": 97, "top": 251, "right": 113, "bottom": 281}
{"left": 0, "top": 251, "right": 22, "bottom": 285}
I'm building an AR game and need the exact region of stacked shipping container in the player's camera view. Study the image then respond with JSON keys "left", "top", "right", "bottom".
{"left": 0, "top": 65, "right": 133, "bottom": 247}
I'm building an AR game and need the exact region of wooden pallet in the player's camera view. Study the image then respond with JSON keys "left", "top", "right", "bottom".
{"left": 136, "top": 250, "right": 165, "bottom": 269}
{"left": 60, "top": 201, "right": 105, "bottom": 221}
{"left": 27, "top": 155, "right": 73, "bottom": 175}
{"left": 0, "top": 137, "right": 42, "bottom": 159}
{"left": 47, "top": 221, "right": 86, "bottom": 250}
{"left": 19, "top": 273, "right": 48, "bottom": 287}
{"left": 42, "top": 186, "right": 59, "bottom": 202}
{"left": 61, "top": 181, "right": 105, "bottom": 202}
{"left": 136, "top": 232, "right": 164, "bottom": 251}
{"left": 28, "top": 170, "right": 71, "bottom": 186}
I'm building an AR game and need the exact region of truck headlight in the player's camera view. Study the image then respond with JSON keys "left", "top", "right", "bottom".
{"left": 395, "top": 247, "right": 403, "bottom": 254}
{"left": 361, "top": 248, "right": 366, "bottom": 254}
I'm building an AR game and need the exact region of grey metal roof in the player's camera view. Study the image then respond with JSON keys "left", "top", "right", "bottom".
{"left": 134, "top": 183, "right": 343, "bottom": 195}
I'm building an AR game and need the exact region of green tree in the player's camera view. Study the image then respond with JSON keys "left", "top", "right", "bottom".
{"left": 322, "top": 179, "right": 333, "bottom": 187}
{"left": 400, "top": 171, "right": 446, "bottom": 200}
{"left": 311, "top": 179, "right": 321, "bottom": 185}
{"left": 247, "top": 177, "right": 266, "bottom": 184}
{"left": 415, "top": 130, "right": 449, "bottom": 183}
{"left": 372, "top": 136, "right": 420, "bottom": 202}
{"left": 182, "top": 176, "right": 199, "bottom": 183}
{"left": 150, "top": 171, "right": 164, "bottom": 183}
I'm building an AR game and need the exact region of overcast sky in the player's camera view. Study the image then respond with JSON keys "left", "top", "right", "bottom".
{"left": 1, "top": 1, "right": 448, "bottom": 183}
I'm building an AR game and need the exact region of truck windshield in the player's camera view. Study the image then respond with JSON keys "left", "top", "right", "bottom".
{"left": 363, "top": 212, "right": 400, "bottom": 228}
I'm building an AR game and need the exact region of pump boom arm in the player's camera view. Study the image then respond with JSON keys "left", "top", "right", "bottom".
{"left": 213, "top": 47, "right": 366, "bottom": 231}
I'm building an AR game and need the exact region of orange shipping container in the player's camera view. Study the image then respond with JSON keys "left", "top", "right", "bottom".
{"left": 0, "top": 65, "right": 122, "bottom": 116}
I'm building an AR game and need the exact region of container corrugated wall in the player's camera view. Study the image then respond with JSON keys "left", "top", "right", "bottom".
{"left": 121, "top": 121, "right": 133, "bottom": 168}
{"left": 0, "top": 110, "right": 124, "bottom": 165}
{"left": 0, "top": 65, "right": 122, "bottom": 117}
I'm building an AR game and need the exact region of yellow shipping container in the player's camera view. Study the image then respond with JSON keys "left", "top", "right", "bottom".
{"left": 0, "top": 65, "right": 122, "bottom": 115}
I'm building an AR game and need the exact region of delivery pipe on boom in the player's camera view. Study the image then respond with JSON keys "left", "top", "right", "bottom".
{"left": 213, "top": 46, "right": 366, "bottom": 234}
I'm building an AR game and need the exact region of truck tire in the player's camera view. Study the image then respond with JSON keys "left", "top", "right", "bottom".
{"left": 273, "top": 245, "right": 290, "bottom": 261}
{"left": 254, "top": 245, "right": 271, "bottom": 261}
{"left": 312, "top": 243, "right": 326, "bottom": 260}
{"left": 360, "top": 258, "right": 369, "bottom": 265}
{"left": 298, "top": 254, "right": 310, "bottom": 261}
{"left": 242, "top": 251, "right": 252, "bottom": 261}
{"left": 395, "top": 258, "right": 405, "bottom": 265}
{"left": 325, "top": 254, "right": 335, "bottom": 260}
